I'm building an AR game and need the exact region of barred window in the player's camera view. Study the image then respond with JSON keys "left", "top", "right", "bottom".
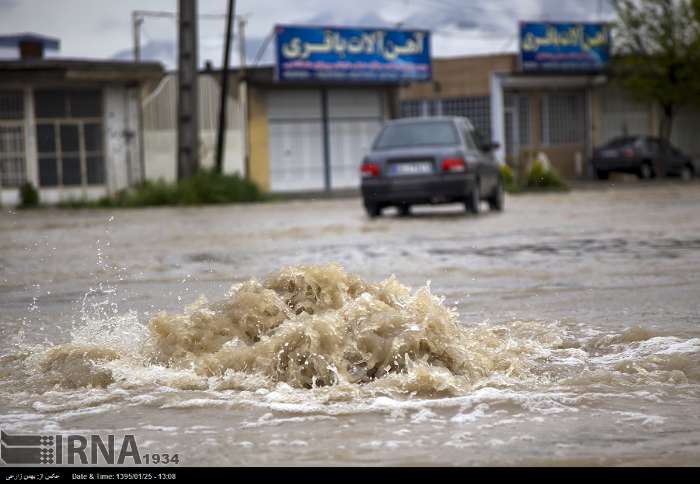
{"left": 400, "top": 100, "right": 422, "bottom": 118}
{"left": 0, "top": 126, "right": 26, "bottom": 187}
{"left": 504, "top": 93, "right": 532, "bottom": 157}
{"left": 439, "top": 96, "right": 491, "bottom": 141}
{"left": 0, "top": 91, "right": 24, "bottom": 120}
{"left": 0, "top": 91, "right": 26, "bottom": 187}
{"left": 34, "top": 89, "right": 105, "bottom": 187}
{"left": 400, "top": 96, "right": 492, "bottom": 141}
{"left": 541, "top": 92, "right": 585, "bottom": 146}
{"left": 518, "top": 95, "right": 531, "bottom": 146}
{"left": 428, "top": 100, "right": 441, "bottom": 116}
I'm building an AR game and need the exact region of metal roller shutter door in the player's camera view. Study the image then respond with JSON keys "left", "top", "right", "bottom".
{"left": 267, "top": 90, "right": 325, "bottom": 192}
{"left": 267, "top": 88, "right": 385, "bottom": 192}
{"left": 328, "top": 89, "right": 384, "bottom": 189}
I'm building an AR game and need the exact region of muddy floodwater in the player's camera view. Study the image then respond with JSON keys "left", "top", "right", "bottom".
{"left": 1, "top": 182, "right": 700, "bottom": 466}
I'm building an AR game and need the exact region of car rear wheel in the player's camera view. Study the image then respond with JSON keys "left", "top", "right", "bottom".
{"left": 638, "top": 162, "right": 654, "bottom": 180}
{"left": 488, "top": 179, "right": 504, "bottom": 212}
{"left": 397, "top": 204, "right": 411, "bottom": 217}
{"left": 596, "top": 169, "right": 609, "bottom": 180}
{"left": 465, "top": 183, "right": 480, "bottom": 215}
{"left": 364, "top": 203, "right": 381, "bottom": 218}
{"left": 681, "top": 165, "right": 694, "bottom": 181}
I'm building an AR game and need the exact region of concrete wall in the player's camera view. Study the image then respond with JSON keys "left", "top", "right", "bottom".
{"left": 247, "top": 85, "right": 270, "bottom": 191}
{"left": 672, "top": 108, "right": 700, "bottom": 159}
{"left": 400, "top": 53, "right": 517, "bottom": 100}
{"left": 142, "top": 73, "right": 245, "bottom": 183}
{"left": 597, "top": 85, "right": 653, "bottom": 143}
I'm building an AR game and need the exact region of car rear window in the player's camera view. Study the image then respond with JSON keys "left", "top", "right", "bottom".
{"left": 373, "top": 121, "right": 459, "bottom": 150}
{"left": 603, "top": 137, "right": 638, "bottom": 149}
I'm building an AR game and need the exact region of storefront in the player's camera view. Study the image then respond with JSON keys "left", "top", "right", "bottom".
{"left": 399, "top": 21, "right": 700, "bottom": 179}
{"left": 243, "top": 25, "right": 431, "bottom": 193}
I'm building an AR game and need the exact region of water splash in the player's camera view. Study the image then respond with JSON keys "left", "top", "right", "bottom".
{"left": 2, "top": 264, "right": 699, "bottom": 402}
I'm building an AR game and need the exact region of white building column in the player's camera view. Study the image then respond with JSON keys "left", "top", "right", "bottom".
{"left": 104, "top": 86, "right": 129, "bottom": 194}
{"left": 490, "top": 73, "right": 506, "bottom": 165}
{"left": 24, "top": 86, "right": 38, "bottom": 188}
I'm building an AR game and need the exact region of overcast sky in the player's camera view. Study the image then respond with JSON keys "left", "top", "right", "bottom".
{"left": 0, "top": 0, "right": 615, "bottom": 69}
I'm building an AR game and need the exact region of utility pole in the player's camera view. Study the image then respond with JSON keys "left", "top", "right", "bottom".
{"left": 132, "top": 12, "right": 143, "bottom": 61}
{"left": 238, "top": 14, "right": 250, "bottom": 179}
{"left": 215, "top": 0, "right": 235, "bottom": 174}
{"left": 177, "top": 0, "right": 199, "bottom": 180}
{"left": 131, "top": 10, "right": 228, "bottom": 64}
{"left": 238, "top": 15, "right": 247, "bottom": 71}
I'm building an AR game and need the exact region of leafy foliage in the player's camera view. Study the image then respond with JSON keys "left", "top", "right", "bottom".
{"left": 58, "top": 171, "right": 265, "bottom": 208}
{"left": 19, "top": 182, "right": 39, "bottom": 208}
{"left": 501, "top": 162, "right": 567, "bottom": 193}
{"left": 611, "top": 0, "right": 700, "bottom": 140}
{"left": 500, "top": 164, "right": 517, "bottom": 192}
{"left": 525, "top": 161, "right": 568, "bottom": 191}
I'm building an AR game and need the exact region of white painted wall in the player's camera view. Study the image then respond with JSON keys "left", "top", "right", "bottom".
{"left": 38, "top": 186, "right": 108, "bottom": 205}
{"left": 0, "top": 189, "right": 19, "bottom": 206}
{"left": 104, "top": 86, "right": 131, "bottom": 193}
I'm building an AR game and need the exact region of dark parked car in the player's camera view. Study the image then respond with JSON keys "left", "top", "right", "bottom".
{"left": 591, "top": 135, "right": 697, "bottom": 180}
{"left": 360, "top": 117, "right": 503, "bottom": 218}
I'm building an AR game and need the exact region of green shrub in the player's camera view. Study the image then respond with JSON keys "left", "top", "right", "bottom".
{"left": 525, "top": 161, "right": 568, "bottom": 191}
{"left": 113, "top": 170, "right": 265, "bottom": 208}
{"left": 500, "top": 164, "right": 518, "bottom": 193}
{"left": 19, "top": 182, "right": 39, "bottom": 208}
{"left": 52, "top": 171, "right": 265, "bottom": 209}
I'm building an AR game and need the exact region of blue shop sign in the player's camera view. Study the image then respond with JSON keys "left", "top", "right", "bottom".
{"left": 275, "top": 25, "right": 432, "bottom": 83}
{"left": 519, "top": 22, "right": 611, "bottom": 72}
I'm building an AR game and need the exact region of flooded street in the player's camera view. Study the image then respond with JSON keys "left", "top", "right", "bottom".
{"left": 1, "top": 182, "right": 700, "bottom": 466}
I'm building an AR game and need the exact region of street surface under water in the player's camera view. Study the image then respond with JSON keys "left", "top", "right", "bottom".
{"left": 1, "top": 182, "right": 699, "bottom": 466}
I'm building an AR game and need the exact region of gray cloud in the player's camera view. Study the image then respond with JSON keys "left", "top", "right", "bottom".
{"left": 0, "top": 0, "right": 617, "bottom": 64}
{"left": 112, "top": 40, "right": 176, "bottom": 66}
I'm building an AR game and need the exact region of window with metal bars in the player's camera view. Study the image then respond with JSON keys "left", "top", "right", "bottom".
{"left": 439, "top": 96, "right": 491, "bottom": 141}
{"left": 517, "top": 95, "right": 531, "bottom": 147}
{"left": 34, "top": 89, "right": 105, "bottom": 187}
{"left": 400, "top": 100, "right": 422, "bottom": 118}
{"left": 541, "top": 92, "right": 585, "bottom": 146}
{"left": 504, "top": 93, "right": 532, "bottom": 157}
{"left": 400, "top": 96, "right": 492, "bottom": 141}
{"left": 0, "top": 91, "right": 26, "bottom": 188}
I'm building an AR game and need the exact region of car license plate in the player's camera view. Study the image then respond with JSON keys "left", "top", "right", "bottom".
{"left": 391, "top": 161, "right": 433, "bottom": 176}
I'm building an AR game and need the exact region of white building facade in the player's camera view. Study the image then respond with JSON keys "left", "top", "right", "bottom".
{"left": 0, "top": 60, "right": 163, "bottom": 206}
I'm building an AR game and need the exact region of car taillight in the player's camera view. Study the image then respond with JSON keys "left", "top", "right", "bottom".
{"left": 623, "top": 148, "right": 634, "bottom": 158}
{"left": 361, "top": 162, "right": 380, "bottom": 178}
{"left": 442, "top": 158, "right": 466, "bottom": 173}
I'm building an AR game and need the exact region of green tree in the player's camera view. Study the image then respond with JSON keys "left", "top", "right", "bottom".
{"left": 611, "top": 0, "right": 700, "bottom": 141}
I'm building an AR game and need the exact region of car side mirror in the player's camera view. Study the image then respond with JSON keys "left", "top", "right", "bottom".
{"left": 481, "top": 141, "right": 500, "bottom": 152}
